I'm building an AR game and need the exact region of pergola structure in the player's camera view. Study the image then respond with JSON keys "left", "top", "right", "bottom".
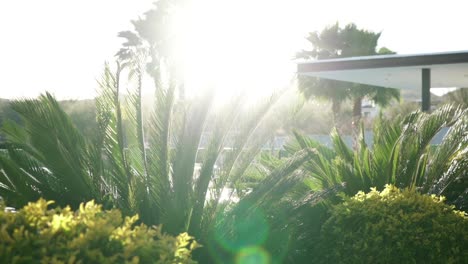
{"left": 297, "top": 50, "right": 468, "bottom": 111}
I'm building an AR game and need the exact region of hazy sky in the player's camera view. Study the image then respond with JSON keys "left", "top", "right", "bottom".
{"left": 1, "top": 0, "right": 467, "bottom": 99}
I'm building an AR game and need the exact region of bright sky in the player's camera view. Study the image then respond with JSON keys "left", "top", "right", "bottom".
{"left": 1, "top": 0, "right": 467, "bottom": 99}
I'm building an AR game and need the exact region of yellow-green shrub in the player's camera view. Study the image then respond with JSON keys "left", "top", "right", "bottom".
{"left": 313, "top": 185, "right": 468, "bottom": 264}
{"left": 0, "top": 199, "right": 199, "bottom": 264}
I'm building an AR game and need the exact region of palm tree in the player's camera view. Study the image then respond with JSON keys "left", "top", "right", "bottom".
{"left": 286, "top": 104, "right": 468, "bottom": 210}
{"left": 296, "top": 23, "right": 400, "bottom": 127}
{"left": 0, "top": 61, "right": 333, "bottom": 263}
{"left": 0, "top": 94, "right": 100, "bottom": 208}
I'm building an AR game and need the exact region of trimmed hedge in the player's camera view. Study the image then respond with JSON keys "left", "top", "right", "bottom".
{"left": 0, "top": 199, "right": 198, "bottom": 263}
{"left": 313, "top": 185, "right": 468, "bottom": 264}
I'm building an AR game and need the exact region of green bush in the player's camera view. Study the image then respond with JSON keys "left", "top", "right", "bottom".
{"left": 0, "top": 199, "right": 199, "bottom": 264}
{"left": 313, "top": 185, "right": 468, "bottom": 264}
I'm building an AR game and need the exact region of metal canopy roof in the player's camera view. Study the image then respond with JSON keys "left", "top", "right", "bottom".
{"left": 297, "top": 50, "right": 468, "bottom": 89}
{"left": 297, "top": 50, "right": 468, "bottom": 111}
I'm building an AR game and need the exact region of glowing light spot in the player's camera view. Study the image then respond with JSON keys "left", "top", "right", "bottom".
{"left": 213, "top": 205, "right": 269, "bottom": 252}
{"left": 235, "top": 246, "right": 271, "bottom": 264}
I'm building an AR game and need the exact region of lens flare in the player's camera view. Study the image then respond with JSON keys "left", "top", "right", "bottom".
{"left": 235, "top": 246, "right": 271, "bottom": 264}
{"left": 213, "top": 205, "right": 269, "bottom": 252}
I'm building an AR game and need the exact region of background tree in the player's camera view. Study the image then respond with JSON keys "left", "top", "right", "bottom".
{"left": 297, "top": 23, "right": 400, "bottom": 130}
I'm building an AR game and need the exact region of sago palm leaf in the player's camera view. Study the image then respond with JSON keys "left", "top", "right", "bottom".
{"left": 200, "top": 93, "right": 284, "bottom": 230}
{"left": 0, "top": 150, "right": 43, "bottom": 206}
{"left": 190, "top": 95, "right": 244, "bottom": 235}
{"left": 1, "top": 93, "right": 98, "bottom": 207}
{"left": 95, "top": 63, "right": 134, "bottom": 213}
{"left": 169, "top": 89, "right": 215, "bottom": 233}
{"left": 227, "top": 93, "right": 296, "bottom": 189}
{"left": 145, "top": 69, "right": 177, "bottom": 225}
{"left": 428, "top": 109, "right": 468, "bottom": 205}
{"left": 396, "top": 104, "right": 463, "bottom": 188}
{"left": 232, "top": 148, "right": 315, "bottom": 216}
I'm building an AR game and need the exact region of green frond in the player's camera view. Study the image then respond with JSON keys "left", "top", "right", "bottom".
{"left": 236, "top": 148, "right": 315, "bottom": 214}
{"left": 428, "top": 109, "right": 468, "bottom": 196}
{"left": 396, "top": 104, "right": 463, "bottom": 187}
{"left": 1, "top": 93, "right": 98, "bottom": 207}
{"left": 145, "top": 72, "right": 177, "bottom": 225}
{"left": 200, "top": 93, "right": 282, "bottom": 222}
{"left": 190, "top": 95, "right": 244, "bottom": 234}
{"left": 330, "top": 127, "right": 353, "bottom": 163}
{"left": 170, "top": 89, "right": 214, "bottom": 232}
{"left": 96, "top": 63, "right": 133, "bottom": 211}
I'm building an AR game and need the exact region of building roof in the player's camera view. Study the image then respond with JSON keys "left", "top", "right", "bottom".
{"left": 297, "top": 50, "right": 468, "bottom": 90}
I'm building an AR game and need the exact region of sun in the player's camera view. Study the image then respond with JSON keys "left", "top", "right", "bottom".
{"left": 167, "top": 0, "right": 296, "bottom": 103}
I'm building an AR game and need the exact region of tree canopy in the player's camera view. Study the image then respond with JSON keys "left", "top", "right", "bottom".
{"left": 297, "top": 23, "right": 400, "bottom": 126}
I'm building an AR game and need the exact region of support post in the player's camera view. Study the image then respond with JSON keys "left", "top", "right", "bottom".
{"left": 422, "top": 68, "right": 431, "bottom": 112}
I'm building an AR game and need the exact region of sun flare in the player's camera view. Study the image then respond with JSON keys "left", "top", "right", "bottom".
{"left": 167, "top": 0, "right": 296, "bottom": 103}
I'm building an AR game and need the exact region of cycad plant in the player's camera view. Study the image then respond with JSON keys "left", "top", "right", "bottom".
{"left": 4, "top": 60, "right": 338, "bottom": 262}
{"left": 0, "top": 2, "right": 328, "bottom": 261}
{"left": 261, "top": 104, "right": 467, "bottom": 263}
{"left": 0, "top": 61, "right": 331, "bottom": 262}
{"left": 0, "top": 61, "right": 291, "bottom": 234}
{"left": 286, "top": 104, "right": 468, "bottom": 210}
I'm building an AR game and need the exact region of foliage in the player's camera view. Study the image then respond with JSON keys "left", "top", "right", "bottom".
{"left": 59, "top": 99, "right": 98, "bottom": 138}
{"left": 116, "top": 0, "right": 185, "bottom": 82}
{"left": 0, "top": 198, "right": 198, "bottom": 264}
{"left": 274, "top": 93, "right": 354, "bottom": 135}
{"left": 296, "top": 23, "right": 399, "bottom": 124}
{"left": 232, "top": 165, "right": 266, "bottom": 199}
{"left": 0, "top": 66, "right": 292, "bottom": 232}
{"left": 199, "top": 149, "right": 344, "bottom": 263}
{"left": 444, "top": 88, "right": 468, "bottom": 109}
{"left": 286, "top": 104, "right": 468, "bottom": 210}
{"left": 0, "top": 98, "right": 97, "bottom": 142}
{"left": 0, "top": 22, "right": 313, "bottom": 264}
{"left": 0, "top": 83, "right": 324, "bottom": 263}
{"left": 0, "top": 2, "right": 323, "bottom": 262}
{"left": 312, "top": 185, "right": 468, "bottom": 263}
{"left": 0, "top": 99, "right": 20, "bottom": 142}
{"left": 0, "top": 94, "right": 100, "bottom": 208}
{"left": 383, "top": 100, "right": 420, "bottom": 120}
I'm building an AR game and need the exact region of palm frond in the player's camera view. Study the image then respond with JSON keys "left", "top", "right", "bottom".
{"left": 428, "top": 109, "right": 468, "bottom": 198}
{"left": 330, "top": 127, "right": 353, "bottom": 163}
{"left": 96, "top": 63, "right": 134, "bottom": 212}
{"left": 233, "top": 148, "right": 315, "bottom": 215}
{"left": 169, "top": 89, "right": 215, "bottom": 232}
{"left": 145, "top": 70, "right": 177, "bottom": 225}
{"left": 190, "top": 95, "right": 244, "bottom": 234}
{"left": 1, "top": 93, "right": 98, "bottom": 207}
{"left": 396, "top": 104, "right": 463, "bottom": 188}
{"left": 201, "top": 93, "right": 283, "bottom": 228}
